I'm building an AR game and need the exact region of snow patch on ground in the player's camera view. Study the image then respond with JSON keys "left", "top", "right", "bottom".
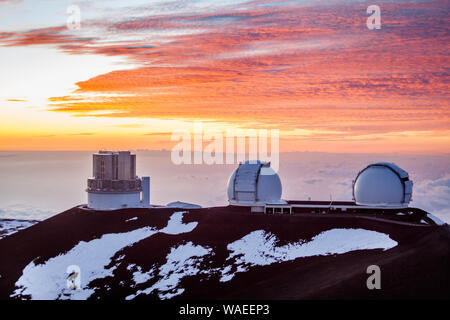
{"left": 427, "top": 214, "right": 446, "bottom": 226}
{"left": 130, "top": 265, "right": 155, "bottom": 285}
{"left": 160, "top": 211, "right": 198, "bottom": 234}
{"left": 221, "top": 228, "right": 398, "bottom": 281}
{"left": 125, "top": 217, "right": 138, "bottom": 222}
{"left": 219, "top": 265, "right": 233, "bottom": 282}
{"left": 11, "top": 227, "right": 158, "bottom": 300}
{"left": 12, "top": 211, "right": 198, "bottom": 300}
{"left": 0, "top": 219, "right": 37, "bottom": 239}
{"left": 11, "top": 213, "right": 401, "bottom": 300}
{"left": 126, "top": 242, "right": 211, "bottom": 300}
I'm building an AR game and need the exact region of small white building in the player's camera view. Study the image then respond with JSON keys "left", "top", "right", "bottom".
{"left": 227, "top": 160, "right": 286, "bottom": 212}
{"left": 86, "top": 151, "right": 150, "bottom": 210}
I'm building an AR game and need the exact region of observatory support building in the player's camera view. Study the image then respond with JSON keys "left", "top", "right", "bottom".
{"left": 86, "top": 151, "right": 150, "bottom": 210}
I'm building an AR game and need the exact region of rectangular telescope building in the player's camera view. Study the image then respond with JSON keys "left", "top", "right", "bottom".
{"left": 87, "top": 151, "right": 150, "bottom": 210}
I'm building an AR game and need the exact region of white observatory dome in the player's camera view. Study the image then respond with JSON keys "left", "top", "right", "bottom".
{"left": 353, "top": 162, "right": 413, "bottom": 207}
{"left": 227, "top": 160, "right": 283, "bottom": 206}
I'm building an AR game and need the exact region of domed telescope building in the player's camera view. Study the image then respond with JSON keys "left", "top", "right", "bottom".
{"left": 352, "top": 162, "right": 413, "bottom": 208}
{"left": 86, "top": 151, "right": 150, "bottom": 210}
{"left": 224, "top": 160, "right": 436, "bottom": 224}
{"left": 227, "top": 160, "right": 289, "bottom": 213}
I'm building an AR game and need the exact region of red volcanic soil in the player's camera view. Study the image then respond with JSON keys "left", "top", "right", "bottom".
{"left": 0, "top": 206, "right": 449, "bottom": 300}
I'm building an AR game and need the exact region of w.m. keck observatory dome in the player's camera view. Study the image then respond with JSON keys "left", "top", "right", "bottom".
{"left": 227, "top": 160, "right": 285, "bottom": 212}
{"left": 225, "top": 160, "right": 421, "bottom": 215}
{"left": 353, "top": 162, "right": 413, "bottom": 207}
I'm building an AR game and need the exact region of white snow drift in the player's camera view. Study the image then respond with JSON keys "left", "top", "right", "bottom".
{"left": 0, "top": 219, "right": 36, "bottom": 239}
{"left": 159, "top": 211, "right": 198, "bottom": 234}
{"left": 426, "top": 213, "right": 445, "bottom": 226}
{"left": 12, "top": 226, "right": 158, "bottom": 300}
{"left": 12, "top": 211, "right": 197, "bottom": 300}
{"left": 126, "top": 242, "right": 211, "bottom": 300}
{"left": 221, "top": 228, "right": 398, "bottom": 281}
{"left": 129, "top": 265, "right": 155, "bottom": 285}
{"left": 12, "top": 212, "right": 399, "bottom": 300}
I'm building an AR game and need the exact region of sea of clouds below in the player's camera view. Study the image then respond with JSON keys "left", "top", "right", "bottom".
{"left": 0, "top": 151, "right": 448, "bottom": 223}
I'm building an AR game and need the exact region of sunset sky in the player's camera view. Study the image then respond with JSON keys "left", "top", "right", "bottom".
{"left": 0, "top": 0, "right": 448, "bottom": 152}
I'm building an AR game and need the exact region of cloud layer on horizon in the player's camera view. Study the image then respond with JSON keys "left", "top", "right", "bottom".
{"left": 0, "top": 151, "right": 449, "bottom": 223}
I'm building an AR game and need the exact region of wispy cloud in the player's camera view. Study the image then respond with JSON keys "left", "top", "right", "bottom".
{"left": 6, "top": 98, "right": 27, "bottom": 102}
{"left": 0, "top": 0, "right": 448, "bottom": 151}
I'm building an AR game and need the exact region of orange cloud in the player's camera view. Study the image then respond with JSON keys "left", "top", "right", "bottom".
{"left": 1, "top": 0, "right": 449, "bottom": 152}
{"left": 6, "top": 98, "right": 27, "bottom": 102}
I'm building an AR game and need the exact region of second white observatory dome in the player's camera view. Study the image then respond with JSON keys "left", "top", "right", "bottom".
{"left": 353, "top": 162, "right": 413, "bottom": 207}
